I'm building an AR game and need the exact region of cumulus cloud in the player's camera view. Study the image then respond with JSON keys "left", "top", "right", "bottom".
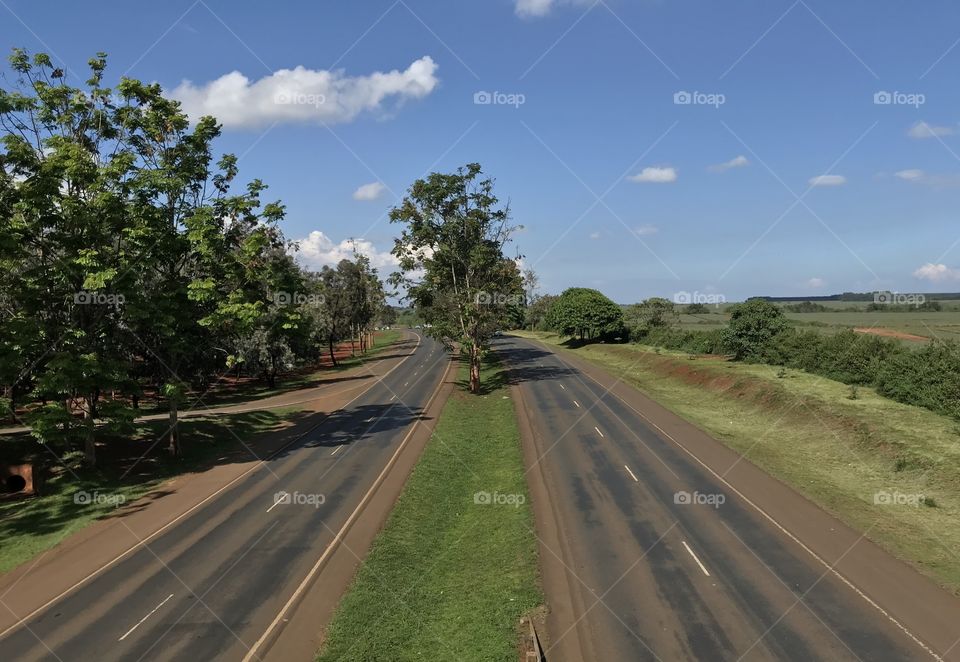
{"left": 632, "top": 225, "right": 658, "bottom": 236}
{"left": 913, "top": 262, "right": 960, "bottom": 282}
{"left": 292, "top": 231, "right": 398, "bottom": 271}
{"left": 806, "top": 277, "right": 826, "bottom": 288}
{"left": 708, "top": 155, "right": 749, "bottom": 172}
{"left": 172, "top": 56, "right": 439, "bottom": 129}
{"left": 808, "top": 174, "right": 846, "bottom": 187}
{"left": 515, "top": 0, "right": 593, "bottom": 17}
{"left": 353, "top": 182, "right": 386, "bottom": 201}
{"left": 589, "top": 231, "right": 601, "bottom": 240}
{"left": 628, "top": 167, "right": 677, "bottom": 184}
{"left": 908, "top": 121, "right": 955, "bottom": 139}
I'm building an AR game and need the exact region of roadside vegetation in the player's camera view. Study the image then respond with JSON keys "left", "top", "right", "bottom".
{"left": 316, "top": 356, "right": 542, "bottom": 661}
{"left": 0, "top": 49, "right": 392, "bottom": 467}
{"left": 512, "top": 329, "right": 960, "bottom": 594}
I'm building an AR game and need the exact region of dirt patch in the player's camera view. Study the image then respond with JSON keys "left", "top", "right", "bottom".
{"left": 854, "top": 327, "right": 928, "bottom": 342}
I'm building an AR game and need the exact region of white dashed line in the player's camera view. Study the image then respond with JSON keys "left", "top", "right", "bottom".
{"left": 330, "top": 445, "right": 343, "bottom": 456}
{"left": 559, "top": 384, "right": 566, "bottom": 390}
{"left": 624, "top": 465, "right": 638, "bottom": 482}
{"left": 682, "top": 541, "right": 711, "bottom": 577}
{"left": 119, "top": 594, "right": 174, "bottom": 641}
{"left": 573, "top": 400, "right": 580, "bottom": 408}
{"left": 266, "top": 493, "right": 287, "bottom": 513}
{"left": 594, "top": 426, "right": 604, "bottom": 438}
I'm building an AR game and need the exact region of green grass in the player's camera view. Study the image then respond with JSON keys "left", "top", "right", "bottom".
{"left": 316, "top": 358, "right": 542, "bottom": 662}
{"left": 0, "top": 408, "right": 298, "bottom": 574}
{"left": 511, "top": 330, "right": 960, "bottom": 594}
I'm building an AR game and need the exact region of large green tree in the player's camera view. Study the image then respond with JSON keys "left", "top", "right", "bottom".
{"left": 723, "top": 298, "right": 789, "bottom": 360}
{"left": 546, "top": 288, "right": 623, "bottom": 341}
{"left": 390, "top": 163, "right": 522, "bottom": 393}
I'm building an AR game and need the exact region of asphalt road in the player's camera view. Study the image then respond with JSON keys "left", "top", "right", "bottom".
{"left": 0, "top": 334, "right": 449, "bottom": 662}
{"left": 500, "top": 336, "right": 960, "bottom": 662}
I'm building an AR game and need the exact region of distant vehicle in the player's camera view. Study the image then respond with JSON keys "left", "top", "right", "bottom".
{"left": 493, "top": 330, "right": 503, "bottom": 337}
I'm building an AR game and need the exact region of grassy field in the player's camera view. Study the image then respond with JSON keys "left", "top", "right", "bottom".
{"left": 316, "top": 358, "right": 542, "bottom": 662}
{"left": 511, "top": 330, "right": 960, "bottom": 595}
{"left": 0, "top": 408, "right": 298, "bottom": 574}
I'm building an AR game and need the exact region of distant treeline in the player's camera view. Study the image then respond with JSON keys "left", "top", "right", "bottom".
{"left": 760, "top": 292, "right": 960, "bottom": 302}
{"left": 782, "top": 300, "right": 945, "bottom": 313}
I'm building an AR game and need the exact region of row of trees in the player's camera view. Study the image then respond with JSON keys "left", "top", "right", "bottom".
{"left": 0, "top": 50, "right": 386, "bottom": 465}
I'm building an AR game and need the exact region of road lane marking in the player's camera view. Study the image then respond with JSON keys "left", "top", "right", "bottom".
{"left": 624, "top": 465, "right": 639, "bottom": 482}
{"left": 118, "top": 594, "right": 174, "bottom": 641}
{"left": 573, "top": 400, "right": 580, "bottom": 408}
{"left": 559, "top": 384, "right": 565, "bottom": 390}
{"left": 266, "top": 493, "right": 288, "bottom": 513}
{"left": 594, "top": 426, "right": 604, "bottom": 438}
{"left": 330, "top": 445, "right": 343, "bottom": 456}
{"left": 403, "top": 381, "right": 409, "bottom": 387}
{"left": 390, "top": 395, "right": 396, "bottom": 401}
{"left": 682, "top": 541, "right": 711, "bottom": 577}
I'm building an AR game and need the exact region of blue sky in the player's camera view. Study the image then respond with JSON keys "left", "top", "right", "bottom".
{"left": 4, "top": 0, "right": 960, "bottom": 303}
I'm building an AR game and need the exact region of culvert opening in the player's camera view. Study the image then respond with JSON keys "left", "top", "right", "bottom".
{"left": 5, "top": 474, "right": 26, "bottom": 493}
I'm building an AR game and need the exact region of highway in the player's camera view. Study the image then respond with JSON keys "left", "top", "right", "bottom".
{"left": 500, "top": 335, "right": 960, "bottom": 662}
{"left": 0, "top": 334, "right": 450, "bottom": 662}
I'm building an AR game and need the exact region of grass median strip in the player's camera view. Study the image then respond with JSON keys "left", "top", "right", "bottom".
{"left": 511, "top": 330, "right": 960, "bottom": 595}
{"left": 316, "top": 357, "right": 542, "bottom": 662}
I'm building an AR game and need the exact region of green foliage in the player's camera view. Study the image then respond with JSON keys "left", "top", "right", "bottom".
{"left": 723, "top": 299, "right": 789, "bottom": 360}
{"left": 546, "top": 287, "right": 623, "bottom": 341}
{"left": 624, "top": 297, "right": 678, "bottom": 339}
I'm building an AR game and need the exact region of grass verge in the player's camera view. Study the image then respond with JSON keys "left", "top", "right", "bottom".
{"left": 511, "top": 330, "right": 960, "bottom": 594}
{"left": 316, "top": 357, "right": 542, "bottom": 662}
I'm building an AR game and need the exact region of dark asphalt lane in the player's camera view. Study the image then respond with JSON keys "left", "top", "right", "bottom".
{"left": 499, "top": 336, "right": 955, "bottom": 662}
{"left": 0, "top": 334, "right": 450, "bottom": 662}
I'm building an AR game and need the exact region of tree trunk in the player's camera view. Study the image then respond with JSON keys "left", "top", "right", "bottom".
{"left": 328, "top": 338, "right": 338, "bottom": 367}
{"left": 168, "top": 398, "right": 180, "bottom": 457}
{"left": 469, "top": 343, "right": 481, "bottom": 394}
{"left": 83, "top": 395, "right": 96, "bottom": 466}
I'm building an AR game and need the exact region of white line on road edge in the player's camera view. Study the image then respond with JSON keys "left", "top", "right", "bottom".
{"left": 330, "top": 445, "right": 343, "bottom": 456}
{"left": 594, "top": 426, "right": 604, "bottom": 438}
{"left": 241, "top": 355, "right": 454, "bottom": 662}
{"left": 118, "top": 594, "right": 174, "bottom": 641}
{"left": 0, "top": 333, "right": 426, "bottom": 643}
{"left": 682, "top": 541, "right": 711, "bottom": 577}
{"left": 624, "top": 465, "right": 639, "bottom": 482}
{"left": 573, "top": 400, "right": 580, "bottom": 408}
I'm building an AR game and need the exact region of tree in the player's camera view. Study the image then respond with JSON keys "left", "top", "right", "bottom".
{"left": 723, "top": 298, "right": 789, "bottom": 360}
{"left": 390, "top": 163, "right": 522, "bottom": 393}
{"left": 623, "top": 297, "right": 677, "bottom": 338}
{"left": 546, "top": 288, "right": 623, "bottom": 341}
{"left": 524, "top": 294, "right": 557, "bottom": 331}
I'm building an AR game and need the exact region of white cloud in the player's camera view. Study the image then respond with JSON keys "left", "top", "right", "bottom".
{"left": 806, "top": 277, "right": 826, "bottom": 288}
{"left": 589, "top": 231, "right": 601, "bottom": 240}
{"left": 292, "top": 231, "right": 398, "bottom": 271}
{"left": 172, "top": 56, "right": 439, "bottom": 129}
{"left": 633, "top": 225, "right": 658, "bottom": 236}
{"left": 894, "top": 169, "right": 925, "bottom": 182}
{"left": 708, "top": 155, "right": 749, "bottom": 172}
{"left": 515, "top": 0, "right": 592, "bottom": 17}
{"left": 628, "top": 167, "right": 677, "bottom": 184}
{"left": 808, "top": 174, "right": 846, "bottom": 187}
{"left": 908, "top": 121, "right": 955, "bottom": 139}
{"left": 352, "top": 182, "right": 386, "bottom": 201}
{"left": 913, "top": 262, "right": 960, "bottom": 282}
